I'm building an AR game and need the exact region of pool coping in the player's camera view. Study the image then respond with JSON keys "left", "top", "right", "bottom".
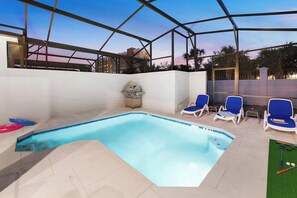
{"left": 15, "top": 111, "right": 235, "bottom": 147}
{"left": 2, "top": 108, "right": 280, "bottom": 197}
{"left": 14, "top": 110, "right": 236, "bottom": 189}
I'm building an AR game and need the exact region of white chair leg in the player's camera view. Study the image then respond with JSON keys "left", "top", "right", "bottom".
{"left": 263, "top": 120, "right": 266, "bottom": 129}
{"left": 263, "top": 110, "right": 268, "bottom": 130}
{"left": 264, "top": 125, "right": 269, "bottom": 131}
{"left": 232, "top": 118, "right": 237, "bottom": 125}
{"left": 194, "top": 113, "right": 197, "bottom": 118}
{"left": 198, "top": 110, "right": 203, "bottom": 118}
{"left": 237, "top": 115, "right": 241, "bottom": 124}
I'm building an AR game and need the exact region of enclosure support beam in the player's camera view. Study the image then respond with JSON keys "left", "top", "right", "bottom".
{"left": 234, "top": 54, "right": 239, "bottom": 95}
{"left": 27, "top": 38, "right": 145, "bottom": 61}
{"left": 133, "top": 43, "right": 150, "bottom": 58}
{"left": 139, "top": 39, "right": 151, "bottom": 72}
{"left": 217, "top": 0, "right": 239, "bottom": 95}
{"left": 217, "top": 0, "right": 238, "bottom": 30}
{"left": 98, "top": 5, "right": 145, "bottom": 52}
{"left": 232, "top": 10, "right": 297, "bottom": 17}
{"left": 171, "top": 31, "right": 174, "bottom": 69}
{"left": 212, "top": 64, "right": 215, "bottom": 104}
{"left": 198, "top": 42, "right": 297, "bottom": 59}
{"left": 195, "top": 29, "right": 234, "bottom": 35}
{"left": 46, "top": 0, "right": 58, "bottom": 42}
{"left": 35, "top": 45, "right": 40, "bottom": 65}
{"left": 19, "top": 0, "right": 150, "bottom": 43}
{"left": 174, "top": 30, "right": 187, "bottom": 38}
{"left": 28, "top": 45, "right": 44, "bottom": 57}
{"left": 117, "top": 58, "right": 121, "bottom": 73}
{"left": 101, "top": 56, "right": 104, "bottom": 73}
{"left": 45, "top": 45, "right": 48, "bottom": 68}
{"left": 234, "top": 30, "right": 239, "bottom": 95}
{"left": 139, "top": 40, "right": 150, "bottom": 57}
{"left": 238, "top": 28, "right": 297, "bottom": 32}
{"left": 188, "top": 34, "right": 195, "bottom": 49}
{"left": 186, "top": 37, "right": 189, "bottom": 67}
{"left": 151, "top": 55, "right": 172, "bottom": 61}
{"left": 234, "top": 30, "right": 239, "bottom": 51}
{"left": 29, "top": 52, "right": 95, "bottom": 61}
{"left": 212, "top": 67, "right": 236, "bottom": 71}
{"left": 137, "top": 0, "right": 195, "bottom": 35}
{"left": 45, "top": 0, "right": 58, "bottom": 68}
{"left": 24, "top": 3, "right": 28, "bottom": 68}
{"left": 149, "top": 42, "right": 152, "bottom": 68}
{"left": 67, "top": 51, "right": 76, "bottom": 64}
{"left": 183, "top": 16, "right": 228, "bottom": 26}
{"left": 0, "top": 23, "right": 24, "bottom": 31}
{"left": 0, "top": 30, "right": 23, "bottom": 37}
{"left": 194, "top": 35, "right": 198, "bottom": 71}
{"left": 183, "top": 9, "right": 297, "bottom": 26}
{"left": 95, "top": 54, "right": 99, "bottom": 72}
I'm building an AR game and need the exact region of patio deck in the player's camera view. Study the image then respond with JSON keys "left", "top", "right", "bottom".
{"left": 0, "top": 108, "right": 296, "bottom": 198}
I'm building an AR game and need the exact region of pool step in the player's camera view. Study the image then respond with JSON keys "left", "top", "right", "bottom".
{"left": 209, "top": 137, "right": 229, "bottom": 150}
{"left": 16, "top": 142, "right": 49, "bottom": 152}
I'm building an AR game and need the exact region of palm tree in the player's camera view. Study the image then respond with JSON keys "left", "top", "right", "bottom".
{"left": 208, "top": 45, "right": 256, "bottom": 79}
{"left": 183, "top": 48, "right": 205, "bottom": 71}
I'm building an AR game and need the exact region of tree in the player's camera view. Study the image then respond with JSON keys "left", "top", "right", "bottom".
{"left": 255, "top": 48, "right": 282, "bottom": 78}
{"left": 212, "top": 45, "right": 236, "bottom": 68}
{"left": 204, "top": 45, "right": 256, "bottom": 80}
{"left": 279, "top": 43, "right": 297, "bottom": 78}
{"left": 255, "top": 42, "right": 297, "bottom": 79}
{"left": 172, "top": 64, "right": 194, "bottom": 72}
{"left": 183, "top": 48, "right": 205, "bottom": 71}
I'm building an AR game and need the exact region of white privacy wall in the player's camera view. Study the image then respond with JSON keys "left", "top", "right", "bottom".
{"left": 0, "top": 69, "right": 129, "bottom": 123}
{"left": 131, "top": 71, "right": 207, "bottom": 113}
{"left": 0, "top": 70, "right": 207, "bottom": 122}
{"left": 207, "top": 80, "right": 297, "bottom": 107}
{"left": 131, "top": 71, "right": 176, "bottom": 113}
{"left": 0, "top": 35, "right": 207, "bottom": 122}
{"left": 189, "top": 72, "right": 207, "bottom": 103}
{"left": 0, "top": 72, "right": 51, "bottom": 123}
{"left": 175, "top": 71, "right": 190, "bottom": 112}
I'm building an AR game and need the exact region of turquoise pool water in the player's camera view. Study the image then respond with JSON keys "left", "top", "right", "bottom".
{"left": 16, "top": 112, "right": 233, "bottom": 187}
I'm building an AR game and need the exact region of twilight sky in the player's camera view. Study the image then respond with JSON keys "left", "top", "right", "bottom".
{"left": 1, "top": 0, "right": 297, "bottom": 65}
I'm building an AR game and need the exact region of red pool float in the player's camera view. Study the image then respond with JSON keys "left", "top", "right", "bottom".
{"left": 0, "top": 124, "right": 23, "bottom": 133}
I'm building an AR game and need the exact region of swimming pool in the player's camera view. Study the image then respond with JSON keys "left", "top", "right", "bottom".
{"left": 16, "top": 112, "right": 233, "bottom": 187}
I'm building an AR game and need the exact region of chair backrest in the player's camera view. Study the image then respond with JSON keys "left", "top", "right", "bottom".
{"left": 195, "top": 94, "right": 209, "bottom": 107}
{"left": 268, "top": 98, "right": 293, "bottom": 119}
{"left": 225, "top": 96, "right": 243, "bottom": 114}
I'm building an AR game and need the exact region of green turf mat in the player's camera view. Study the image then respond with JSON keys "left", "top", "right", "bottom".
{"left": 267, "top": 140, "right": 297, "bottom": 198}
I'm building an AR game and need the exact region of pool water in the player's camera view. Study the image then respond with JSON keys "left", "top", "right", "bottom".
{"left": 16, "top": 112, "right": 233, "bottom": 187}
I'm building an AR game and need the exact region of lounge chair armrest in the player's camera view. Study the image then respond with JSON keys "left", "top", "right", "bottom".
{"left": 264, "top": 110, "right": 268, "bottom": 120}
{"left": 188, "top": 102, "right": 195, "bottom": 107}
{"left": 263, "top": 110, "right": 269, "bottom": 129}
{"left": 201, "top": 104, "right": 208, "bottom": 112}
{"left": 218, "top": 105, "right": 224, "bottom": 112}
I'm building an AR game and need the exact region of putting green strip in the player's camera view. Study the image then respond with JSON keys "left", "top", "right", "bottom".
{"left": 267, "top": 140, "right": 297, "bottom": 198}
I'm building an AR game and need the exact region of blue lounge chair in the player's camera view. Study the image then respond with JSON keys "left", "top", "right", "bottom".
{"left": 264, "top": 98, "right": 297, "bottom": 133}
{"left": 214, "top": 96, "right": 244, "bottom": 125}
{"left": 181, "top": 94, "right": 209, "bottom": 117}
